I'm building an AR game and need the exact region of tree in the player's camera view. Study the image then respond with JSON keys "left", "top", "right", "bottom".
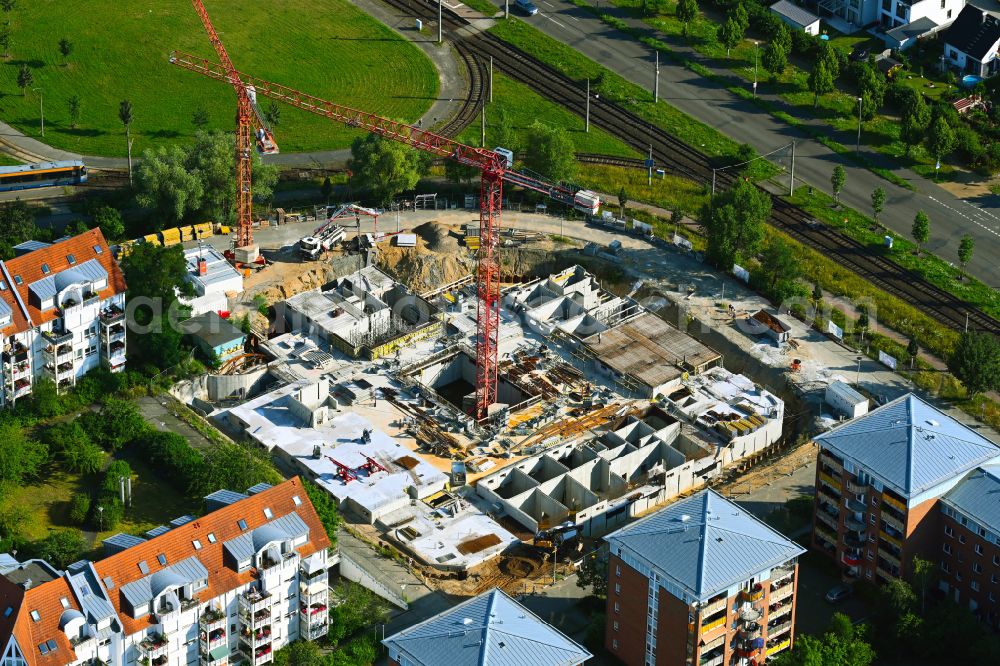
{"left": 911, "top": 210, "right": 929, "bottom": 254}
{"left": 28, "top": 530, "right": 85, "bottom": 569}
{"left": 817, "top": 39, "right": 840, "bottom": 79}
{"left": 831, "top": 164, "right": 846, "bottom": 204}
{"left": 523, "top": 121, "right": 577, "bottom": 182}
{"left": 700, "top": 179, "right": 770, "bottom": 269}
{"left": 926, "top": 115, "right": 956, "bottom": 171}
{"left": 58, "top": 37, "right": 72, "bottom": 64}
{"left": 812, "top": 282, "right": 823, "bottom": 304}
{"left": 958, "top": 233, "right": 975, "bottom": 279}
{"left": 761, "top": 40, "right": 788, "bottom": 80}
{"left": 67, "top": 95, "right": 82, "bottom": 129}
{"left": 191, "top": 107, "right": 210, "bottom": 129}
{"left": 640, "top": 0, "right": 668, "bottom": 15}
{"left": 576, "top": 551, "right": 608, "bottom": 598}
{"left": 444, "top": 159, "right": 478, "bottom": 186}
{"left": 198, "top": 442, "right": 282, "bottom": 498}
{"left": 135, "top": 145, "right": 202, "bottom": 223}
{"left": 119, "top": 99, "right": 134, "bottom": 187}
{"left": 857, "top": 306, "right": 869, "bottom": 340}
{"left": 0, "top": 200, "right": 39, "bottom": 259}
{"left": 264, "top": 101, "right": 281, "bottom": 127}
{"left": 0, "top": 0, "right": 16, "bottom": 12}
{"left": 0, "top": 422, "right": 47, "bottom": 484}
{"left": 907, "top": 337, "right": 919, "bottom": 369}
{"left": 348, "top": 134, "right": 425, "bottom": 204}
{"left": 900, "top": 91, "right": 930, "bottom": 156}
{"left": 16, "top": 64, "right": 32, "bottom": 95}
{"left": 717, "top": 17, "right": 742, "bottom": 57}
{"left": 62, "top": 438, "right": 104, "bottom": 474}
{"left": 733, "top": 2, "right": 750, "bottom": 33}
{"left": 121, "top": 242, "right": 195, "bottom": 315}
{"left": 0, "top": 27, "right": 11, "bottom": 58}
{"left": 772, "top": 613, "right": 875, "bottom": 666}
{"left": 676, "top": 0, "right": 698, "bottom": 35}
{"left": 751, "top": 237, "right": 802, "bottom": 304}
{"left": 320, "top": 176, "right": 333, "bottom": 204}
{"left": 276, "top": 641, "right": 323, "bottom": 666}
{"left": 911, "top": 556, "right": 934, "bottom": 614}
{"left": 328, "top": 582, "right": 391, "bottom": 645}
{"left": 303, "top": 480, "right": 341, "bottom": 547}
{"left": 870, "top": 186, "right": 885, "bottom": 225}
{"left": 855, "top": 63, "right": 886, "bottom": 120}
{"left": 87, "top": 397, "right": 148, "bottom": 451}
{"left": 93, "top": 205, "right": 125, "bottom": 241}
{"left": 617, "top": 186, "right": 628, "bottom": 217}
{"left": 489, "top": 103, "right": 519, "bottom": 154}
{"left": 807, "top": 59, "right": 834, "bottom": 107}
{"left": 948, "top": 332, "right": 1000, "bottom": 396}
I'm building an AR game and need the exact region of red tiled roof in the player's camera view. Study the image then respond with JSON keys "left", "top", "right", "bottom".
{"left": 1, "top": 228, "right": 127, "bottom": 335}
{"left": 93, "top": 477, "right": 329, "bottom": 637}
{"left": 0, "top": 478, "right": 330, "bottom": 665}
{"left": 2, "top": 576, "right": 81, "bottom": 666}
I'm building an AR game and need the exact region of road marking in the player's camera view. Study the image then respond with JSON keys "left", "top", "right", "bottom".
{"left": 568, "top": 13, "right": 579, "bottom": 20}
{"left": 542, "top": 13, "right": 567, "bottom": 27}
{"left": 928, "top": 196, "right": 1000, "bottom": 238}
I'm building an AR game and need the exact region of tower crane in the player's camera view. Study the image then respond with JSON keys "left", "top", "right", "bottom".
{"left": 170, "top": 15, "right": 599, "bottom": 422}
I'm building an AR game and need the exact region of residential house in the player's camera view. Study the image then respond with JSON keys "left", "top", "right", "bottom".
{"left": 382, "top": 588, "right": 591, "bottom": 665}
{"left": 811, "top": 393, "right": 1000, "bottom": 583}
{"left": 605, "top": 489, "right": 805, "bottom": 666}
{"left": 942, "top": 3, "right": 1000, "bottom": 77}
{"left": 181, "top": 312, "right": 246, "bottom": 363}
{"left": 771, "top": 0, "right": 822, "bottom": 34}
{"left": 0, "top": 229, "right": 127, "bottom": 407}
{"left": 0, "top": 478, "right": 331, "bottom": 666}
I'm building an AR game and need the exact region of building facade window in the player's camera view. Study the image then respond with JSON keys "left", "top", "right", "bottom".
{"left": 946, "top": 525, "right": 954, "bottom": 537}
{"left": 943, "top": 543, "right": 952, "bottom": 554}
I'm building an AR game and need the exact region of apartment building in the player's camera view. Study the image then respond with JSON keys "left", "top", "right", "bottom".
{"left": 0, "top": 229, "right": 127, "bottom": 407}
{"left": 811, "top": 393, "right": 1000, "bottom": 583}
{"left": 605, "top": 489, "right": 805, "bottom": 666}
{"left": 0, "top": 478, "right": 331, "bottom": 666}
{"left": 382, "top": 588, "right": 591, "bottom": 666}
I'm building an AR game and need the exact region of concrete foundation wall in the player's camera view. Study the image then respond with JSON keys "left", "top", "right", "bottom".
{"left": 205, "top": 367, "right": 270, "bottom": 402}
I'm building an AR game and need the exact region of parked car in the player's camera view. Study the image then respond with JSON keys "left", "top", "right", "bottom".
{"left": 515, "top": 0, "right": 538, "bottom": 15}
{"left": 825, "top": 584, "right": 853, "bottom": 603}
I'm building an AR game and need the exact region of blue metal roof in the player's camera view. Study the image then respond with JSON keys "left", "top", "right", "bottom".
{"left": 247, "top": 482, "right": 273, "bottom": 495}
{"left": 382, "top": 588, "right": 592, "bottom": 666}
{"left": 942, "top": 464, "right": 1000, "bottom": 534}
{"left": 814, "top": 393, "right": 1000, "bottom": 498}
{"left": 223, "top": 513, "right": 310, "bottom": 564}
{"left": 605, "top": 489, "right": 805, "bottom": 603}
{"left": 145, "top": 526, "right": 170, "bottom": 538}
{"left": 120, "top": 557, "right": 208, "bottom": 608}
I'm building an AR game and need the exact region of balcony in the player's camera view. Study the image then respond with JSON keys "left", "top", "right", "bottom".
{"left": 7, "top": 360, "right": 30, "bottom": 380}
{"left": 738, "top": 621, "right": 762, "bottom": 640}
{"left": 880, "top": 530, "right": 903, "bottom": 550}
{"left": 103, "top": 323, "right": 125, "bottom": 343}
{"left": 882, "top": 493, "right": 906, "bottom": 513}
{"left": 739, "top": 607, "right": 762, "bottom": 623}
{"left": 847, "top": 479, "right": 868, "bottom": 494}
{"left": 767, "top": 638, "right": 791, "bottom": 656}
{"left": 300, "top": 603, "right": 328, "bottom": 618}
{"left": 701, "top": 594, "right": 727, "bottom": 617}
{"left": 2, "top": 341, "right": 28, "bottom": 364}
{"left": 769, "top": 600, "right": 791, "bottom": 620}
{"left": 201, "top": 607, "right": 227, "bottom": 630}
{"left": 817, "top": 488, "right": 841, "bottom": 508}
{"left": 100, "top": 305, "right": 126, "bottom": 325}
{"left": 201, "top": 628, "right": 227, "bottom": 651}
{"left": 43, "top": 343, "right": 74, "bottom": 364}
{"left": 844, "top": 517, "right": 867, "bottom": 534}
{"left": 844, "top": 533, "right": 866, "bottom": 549}
{"left": 154, "top": 601, "right": 178, "bottom": 624}
{"left": 740, "top": 584, "right": 765, "bottom": 603}
{"left": 768, "top": 619, "right": 793, "bottom": 638}
{"left": 304, "top": 624, "right": 327, "bottom": 641}
{"left": 771, "top": 581, "right": 795, "bottom": 603}
{"left": 12, "top": 379, "right": 31, "bottom": 398}
{"left": 841, "top": 551, "right": 862, "bottom": 568}
{"left": 814, "top": 526, "right": 836, "bottom": 547}
{"left": 42, "top": 329, "right": 73, "bottom": 346}
{"left": 844, "top": 497, "right": 866, "bottom": 513}
{"left": 240, "top": 588, "right": 272, "bottom": 615}
{"left": 699, "top": 654, "right": 724, "bottom": 666}
{"left": 700, "top": 614, "right": 726, "bottom": 634}
{"left": 880, "top": 511, "right": 904, "bottom": 533}
{"left": 819, "top": 471, "right": 843, "bottom": 491}
{"left": 820, "top": 452, "right": 843, "bottom": 473}
{"left": 879, "top": 548, "right": 902, "bottom": 568}
{"left": 139, "top": 633, "right": 169, "bottom": 660}
{"left": 240, "top": 626, "right": 272, "bottom": 649}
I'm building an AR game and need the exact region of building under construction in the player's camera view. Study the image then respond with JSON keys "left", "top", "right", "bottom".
{"left": 283, "top": 266, "right": 440, "bottom": 360}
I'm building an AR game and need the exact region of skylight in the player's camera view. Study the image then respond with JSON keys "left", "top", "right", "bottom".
{"left": 40, "top": 263, "right": 50, "bottom": 275}
{"left": 263, "top": 507, "right": 273, "bottom": 519}
{"left": 207, "top": 532, "right": 217, "bottom": 544}
{"left": 138, "top": 560, "right": 150, "bottom": 574}
{"left": 46, "top": 640, "right": 57, "bottom": 653}
{"left": 13, "top": 275, "right": 22, "bottom": 285}
{"left": 193, "top": 539, "right": 202, "bottom": 551}
{"left": 93, "top": 245, "right": 103, "bottom": 254}
{"left": 30, "top": 610, "right": 40, "bottom": 622}
{"left": 157, "top": 554, "right": 167, "bottom": 566}
{"left": 67, "top": 254, "right": 76, "bottom": 265}
{"left": 237, "top": 519, "right": 248, "bottom": 531}
{"left": 38, "top": 643, "right": 49, "bottom": 656}
{"left": 292, "top": 495, "right": 302, "bottom": 506}
{"left": 60, "top": 597, "right": 70, "bottom": 609}
{"left": 3, "top": 607, "right": 12, "bottom": 618}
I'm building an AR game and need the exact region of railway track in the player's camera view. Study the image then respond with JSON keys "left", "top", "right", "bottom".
{"left": 379, "top": 0, "right": 1000, "bottom": 335}
{"left": 438, "top": 41, "right": 488, "bottom": 138}
{"left": 575, "top": 152, "right": 648, "bottom": 169}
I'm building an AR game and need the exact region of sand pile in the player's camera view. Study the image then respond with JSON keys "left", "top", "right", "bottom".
{"left": 413, "top": 221, "right": 461, "bottom": 253}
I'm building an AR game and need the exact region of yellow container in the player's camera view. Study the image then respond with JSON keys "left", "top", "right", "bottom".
{"left": 193, "top": 222, "right": 214, "bottom": 239}
{"left": 142, "top": 233, "right": 162, "bottom": 247}
{"left": 160, "top": 228, "right": 182, "bottom": 247}
{"left": 178, "top": 225, "right": 195, "bottom": 242}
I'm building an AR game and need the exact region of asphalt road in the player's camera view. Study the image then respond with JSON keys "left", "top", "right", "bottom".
{"left": 490, "top": 0, "right": 1000, "bottom": 288}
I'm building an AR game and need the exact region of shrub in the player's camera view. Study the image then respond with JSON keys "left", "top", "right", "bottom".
{"left": 68, "top": 493, "right": 91, "bottom": 525}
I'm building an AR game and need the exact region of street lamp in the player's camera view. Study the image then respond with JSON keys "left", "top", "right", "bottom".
{"left": 855, "top": 355, "right": 863, "bottom": 386}
{"left": 31, "top": 87, "right": 43, "bottom": 137}
{"left": 856, "top": 96, "right": 863, "bottom": 154}
{"left": 753, "top": 41, "right": 759, "bottom": 99}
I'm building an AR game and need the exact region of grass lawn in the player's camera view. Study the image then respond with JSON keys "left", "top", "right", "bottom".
{"left": 0, "top": 153, "right": 22, "bottom": 166}
{"left": 461, "top": 0, "right": 500, "bottom": 15}
{"left": 0, "top": 0, "right": 438, "bottom": 156}
{"left": 458, "top": 72, "right": 640, "bottom": 157}
{"left": 575, "top": 163, "right": 707, "bottom": 217}
{"left": 488, "top": 18, "right": 779, "bottom": 180}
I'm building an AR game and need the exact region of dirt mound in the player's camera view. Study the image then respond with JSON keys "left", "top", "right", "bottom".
{"left": 377, "top": 233, "right": 475, "bottom": 292}
{"left": 413, "top": 221, "right": 461, "bottom": 253}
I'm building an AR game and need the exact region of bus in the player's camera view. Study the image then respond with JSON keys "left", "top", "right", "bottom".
{"left": 0, "top": 160, "right": 87, "bottom": 191}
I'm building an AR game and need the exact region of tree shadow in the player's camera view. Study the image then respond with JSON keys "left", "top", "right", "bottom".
{"left": 59, "top": 128, "right": 103, "bottom": 138}
{"left": 8, "top": 59, "right": 45, "bottom": 69}
{"left": 145, "top": 129, "right": 181, "bottom": 139}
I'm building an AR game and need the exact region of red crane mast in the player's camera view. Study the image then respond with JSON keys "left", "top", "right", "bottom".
{"left": 169, "top": 48, "right": 585, "bottom": 421}
{"left": 188, "top": 0, "right": 256, "bottom": 251}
